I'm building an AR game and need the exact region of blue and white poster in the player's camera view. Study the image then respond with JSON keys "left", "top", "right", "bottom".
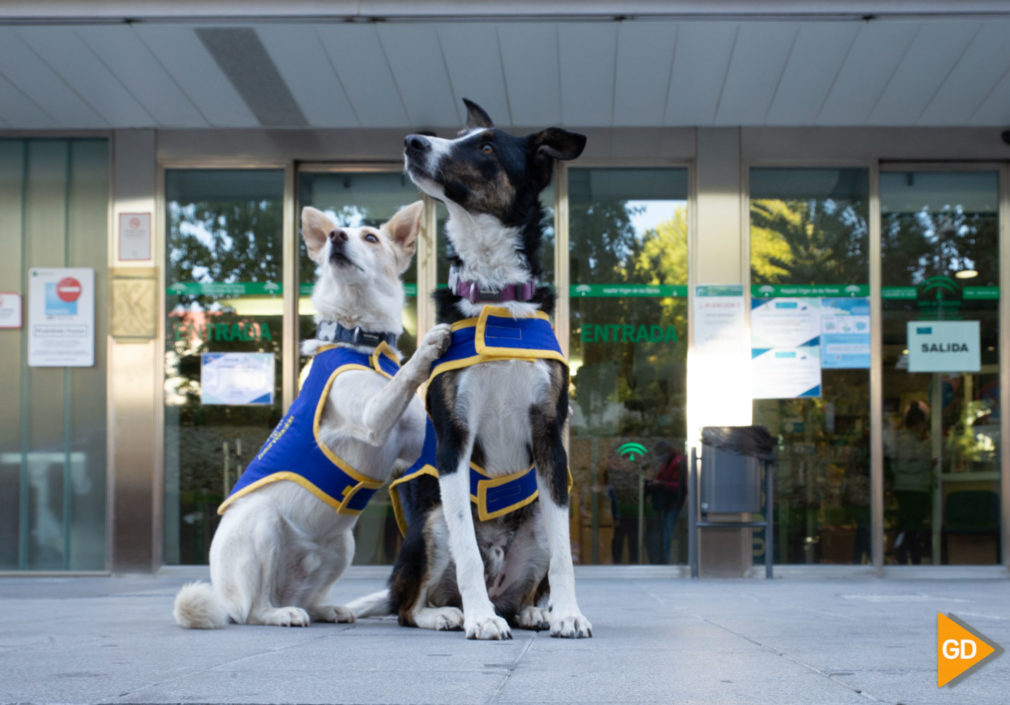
{"left": 820, "top": 298, "right": 870, "bottom": 369}
{"left": 751, "top": 298, "right": 821, "bottom": 399}
{"left": 201, "top": 352, "right": 275, "bottom": 405}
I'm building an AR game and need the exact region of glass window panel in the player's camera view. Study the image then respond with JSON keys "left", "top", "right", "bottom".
{"left": 297, "top": 170, "right": 422, "bottom": 565}
{"left": 880, "top": 170, "right": 1000, "bottom": 565}
{"left": 163, "top": 169, "right": 285, "bottom": 565}
{"left": 750, "top": 167, "right": 870, "bottom": 565}
{"left": 568, "top": 167, "right": 689, "bottom": 566}
{"left": 0, "top": 138, "right": 108, "bottom": 571}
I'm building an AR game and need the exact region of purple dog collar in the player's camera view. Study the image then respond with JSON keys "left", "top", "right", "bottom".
{"left": 449, "top": 268, "right": 537, "bottom": 304}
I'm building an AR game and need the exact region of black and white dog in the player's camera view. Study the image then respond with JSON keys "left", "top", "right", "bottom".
{"left": 352, "top": 100, "right": 590, "bottom": 640}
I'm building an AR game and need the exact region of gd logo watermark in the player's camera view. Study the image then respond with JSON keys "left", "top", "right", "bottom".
{"left": 937, "top": 613, "right": 1003, "bottom": 687}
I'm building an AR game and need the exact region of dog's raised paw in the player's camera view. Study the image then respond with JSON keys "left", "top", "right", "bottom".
{"left": 311, "top": 604, "right": 356, "bottom": 623}
{"left": 420, "top": 323, "right": 452, "bottom": 357}
{"left": 465, "top": 614, "right": 512, "bottom": 640}
{"left": 550, "top": 612, "right": 592, "bottom": 639}
{"left": 517, "top": 605, "right": 551, "bottom": 631}
{"left": 260, "top": 606, "right": 311, "bottom": 627}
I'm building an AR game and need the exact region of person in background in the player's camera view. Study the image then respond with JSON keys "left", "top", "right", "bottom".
{"left": 649, "top": 440, "right": 687, "bottom": 564}
{"left": 888, "top": 400, "right": 933, "bottom": 564}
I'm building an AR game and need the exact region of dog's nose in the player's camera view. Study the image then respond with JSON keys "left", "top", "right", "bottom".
{"left": 405, "top": 134, "right": 430, "bottom": 152}
{"left": 329, "top": 229, "right": 348, "bottom": 243}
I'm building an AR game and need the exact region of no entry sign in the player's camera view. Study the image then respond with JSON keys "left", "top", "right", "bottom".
{"left": 28, "top": 268, "right": 95, "bottom": 367}
{"left": 56, "top": 277, "right": 82, "bottom": 303}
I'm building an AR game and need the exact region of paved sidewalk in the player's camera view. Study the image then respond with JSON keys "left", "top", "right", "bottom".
{"left": 0, "top": 568, "right": 1008, "bottom": 705}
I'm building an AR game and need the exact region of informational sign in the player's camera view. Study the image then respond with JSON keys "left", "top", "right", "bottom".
{"left": 751, "top": 298, "right": 822, "bottom": 399}
{"left": 118, "top": 212, "right": 152, "bottom": 261}
{"left": 693, "top": 284, "right": 746, "bottom": 353}
{"left": 28, "top": 268, "right": 95, "bottom": 367}
{"left": 691, "top": 285, "right": 751, "bottom": 428}
{"left": 908, "top": 321, "right": 980, "bottom": 373}
{"left": 0, "top": 292, "right": 22, "bottom": 329}
{"left": 201, "top": 352, "right": 275, "bottom": 405}
{"left": 820, "top": 298, "right": 870, "bottom": 369}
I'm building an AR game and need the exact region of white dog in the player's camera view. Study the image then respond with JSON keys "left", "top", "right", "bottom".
{"left": 173, "top": 201, "right": 449, "bottom": 628}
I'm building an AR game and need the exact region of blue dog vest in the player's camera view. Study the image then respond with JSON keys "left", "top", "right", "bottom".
{"left": 390, "top": 308, "right": 570, "bottom": 535}
{"left": 426, "top": 306, "right": 566, "bottom": 386}
{"left": 218, "top": 343, "right": 401, "bottom": 516}
{"left": 388, "top": 416, "right": 542, "bottom": 535}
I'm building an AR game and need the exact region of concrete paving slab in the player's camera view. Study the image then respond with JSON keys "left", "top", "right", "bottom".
{"left": 0, "top": 570, "right": 1007, "bottom": 705}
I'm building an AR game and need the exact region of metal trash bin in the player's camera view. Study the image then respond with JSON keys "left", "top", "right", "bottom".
{"left": 689, "top": 425, "right": 776, "bottom": 578}
{"left": 700, "top": 426, "right": 775, "bottom": 513}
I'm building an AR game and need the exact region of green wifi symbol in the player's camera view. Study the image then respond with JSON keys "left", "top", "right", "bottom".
{"left": 617, "top": 442, "right": 648, "bottom": 461}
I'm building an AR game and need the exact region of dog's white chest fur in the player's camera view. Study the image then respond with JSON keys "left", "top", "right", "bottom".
{"left": 456, "top": 359, "right": 552, "bottom": 474}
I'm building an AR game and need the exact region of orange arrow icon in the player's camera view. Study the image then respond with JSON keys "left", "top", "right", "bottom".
{"left": 938, "top": 613, "right": 1003, "bottom": 687}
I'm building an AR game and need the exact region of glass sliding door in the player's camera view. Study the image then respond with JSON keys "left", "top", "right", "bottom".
{"left": 568, "top": 167, "right": 689, "bottom": 565}
{"left": 880, "top": 170, "right": 1001, "bottom": 565}
{"left": 750, "top": 168, "right": 871, "bottom": 565}
{"left": 297, "top": 169, "right": 421, "bottom": 564}
{"left": 163, "top": 169, "right": 285, "bottom": 565}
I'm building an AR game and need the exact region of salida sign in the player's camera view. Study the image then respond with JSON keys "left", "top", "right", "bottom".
{"left": 907, "top": 321, "right": 980, "bottom": 373}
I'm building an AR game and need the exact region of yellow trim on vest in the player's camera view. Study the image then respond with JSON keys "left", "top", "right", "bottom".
{"left": 388, "top": 463, "right": 439, "bottom": 536}
{"left": 428, "top": 309, "right": 566, "bottom": 384}
{"left": 474, "top": 306, "right": 557, "bottom": 360}
{"left": 471, "top": 462, "right": 539, "bottom": 521}
{"left": 387, "top": 462, "right": 576, "bottom": 534}
{"left": 218, "top": 471, "right": 377, "bottom": 516}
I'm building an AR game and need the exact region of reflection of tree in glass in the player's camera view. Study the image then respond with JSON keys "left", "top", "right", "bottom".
{"left": 882, "top": 205, "right": 997, "bottom": 287}
{"left": 168, "top": 199, "right": 283, "bottom": 293}
{"left": 570, "top": 197, "right": 687, "bottom": 440}
{"left": 751, "top": 198, "right": 868, "bottom": 285}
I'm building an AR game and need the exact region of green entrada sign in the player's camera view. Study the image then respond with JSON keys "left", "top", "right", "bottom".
{"left": 172, "top": 320, "right": 272, "bottom": 342}
{"left": 581, "top": 323, "right": 679, "bottom": 344}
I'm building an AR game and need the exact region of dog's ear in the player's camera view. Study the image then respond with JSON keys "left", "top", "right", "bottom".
{"left": 384, "top": 200, "right": 424, "bottom": 273}
{"left": 301, "top": 207, "right": 337, "bottom": 263}
{"left": 463, "top": 98, "right": 494, "bottom": 129}
{"left": 531, "top": 127, "right": 587, "bottom": 161}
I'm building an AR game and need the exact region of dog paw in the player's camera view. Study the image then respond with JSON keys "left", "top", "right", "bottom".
{"left": 465, "top": 613, "right": 512, "bottom": 640}
{"left": 550, "top": 612, "right": 592, "bottom": 639}
{"left": 311, "top": 604, "right": 356, "bottom": 623}
{"left": 260, "top": 606, "right": 311, "bottom": 627}
{"left": 419, "top": 323, "right": 452, "bottom": 358}
{"left": 516, "top": 605, "right": 550, "bottom": 631}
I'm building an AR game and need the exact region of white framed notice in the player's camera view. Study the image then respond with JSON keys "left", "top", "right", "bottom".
{"left": 28, "top": 268, "right": 95, "bottom": 367}
{"left": 201, "top": 353, "right": 275, "bottom": 405}
{"left": 118, "top": 212, "right": 152, "bottom": 261}
{"left": 907, "top": 321, "right": 980, "bottom": 372}
{"left": 0, "top": 292, "right": 22, "bottom": 329}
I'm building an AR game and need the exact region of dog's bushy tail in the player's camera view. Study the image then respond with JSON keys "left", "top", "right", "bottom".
{"left": 346, "top": 589, "right": 392, "bottom": 619}
{"left": 173, "top": 581, "right": 229, "bottom": 629}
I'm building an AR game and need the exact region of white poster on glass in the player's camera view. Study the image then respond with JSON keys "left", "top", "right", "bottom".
{"left": 28, "top": 268, "right": 95, "bottom": 367}
{"left": 201, "top": 352, "right": 275, "bottom": 405}
{"left": 907, "top": 321, "right": 980, "bottom": 372}
{"left": 751, "top": 297, "right": 821, "bottom": 398}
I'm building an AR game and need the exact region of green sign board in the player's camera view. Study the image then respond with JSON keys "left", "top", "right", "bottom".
{"left": 753, "top": 284, "right": 869, "bottom": 298}
{"left": 171, "top": 282, "right": 419, "bottom": 297}
{"left": 570, "top": 283, "right": 687, "bottom": 298}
